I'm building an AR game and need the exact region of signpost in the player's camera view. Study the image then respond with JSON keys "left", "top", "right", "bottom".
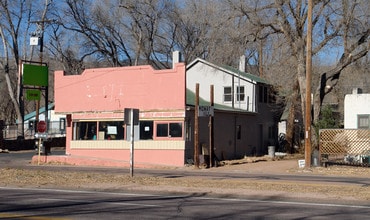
{"left": 36, "top": 120, "right": 47, "bottom": 165}
{"left": 194, "top": 84, "right": 215, "bottom": 168}
{"left": 124, "top": 108, "right": 139, "bottom": 177}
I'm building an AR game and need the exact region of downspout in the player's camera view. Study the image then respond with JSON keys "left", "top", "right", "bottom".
{"left": 234, "top": 115, "right": 237, "bottom": 158}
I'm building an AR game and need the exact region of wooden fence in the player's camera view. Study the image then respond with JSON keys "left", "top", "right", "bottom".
{"left": 319, "top": 129, "right": 370, "bottom": 165}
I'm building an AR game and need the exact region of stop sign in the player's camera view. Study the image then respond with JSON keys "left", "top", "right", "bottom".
{"left": 37, "top": 120, "right": 47, "bottom": 133}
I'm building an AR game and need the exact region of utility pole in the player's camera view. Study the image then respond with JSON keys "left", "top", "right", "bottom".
{"left": 30, "top": 0, "right": 53, "bottom": 132}
{"left": 30, "top": 19, "right": 53, "bottom": 127}
{"left": 305, "top": 0, "right": 313, "bottom": 168}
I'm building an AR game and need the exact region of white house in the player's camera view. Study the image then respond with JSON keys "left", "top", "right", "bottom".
{"left": 185, "top": 57, "right": 279, "bottom": 160}
{"left": 344, "top": 88, "right": 370, "bottom": 129}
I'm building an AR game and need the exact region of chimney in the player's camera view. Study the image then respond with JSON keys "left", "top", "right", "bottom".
{"left": 352, "top": 88, "right": 362, "bottom": 94}
{"left": 172, "top": 51, "right": 181, "bottom": 69}
{"left": 239, "top": 55, "right": 246, "bottom": 72}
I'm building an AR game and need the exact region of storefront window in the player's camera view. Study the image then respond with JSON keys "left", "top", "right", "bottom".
{"left": 156, "top": 123, "right": 168, "bottom": 137}
{"left": 74, "top": 122, "right": 97, "bottom": 140}
{"left": 140, "top": 121, "right": 153, "bottom": 140}
{"left": 73, "top": 120, "right": 182, "bottom": 140}
{"left": 156, "top": 122, "right": 183, "bottom": 138}
{"left": 169, "top": 123, "right": 182, "bottom": 137}
{"left": 73, "top": 121, "right": 124, "bottom": 140}
{"left": 98, "top": 121, "right": 124, "bottom": 140}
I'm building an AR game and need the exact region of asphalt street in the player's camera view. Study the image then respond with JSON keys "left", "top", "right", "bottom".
{"left": 0, "top": 187, "right": 369, "bottom": 220}
{"left": 1, "top": 150, "right": 370, "bottom": 219}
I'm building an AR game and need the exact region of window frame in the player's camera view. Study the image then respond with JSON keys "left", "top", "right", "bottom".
{"left": 72, "top": 120, "right": 125, "bottom": 141}
{"left": 223, "top": 86, "right": 232, "bottom": 103}
{"left": 358, "top": 114, "right": 370, "bottom": 129}
{"left": 236, "top": 86, "right": 245, "bottom": 102}
{"left": 154, "top": 121, "right": 184, "bottom": 140}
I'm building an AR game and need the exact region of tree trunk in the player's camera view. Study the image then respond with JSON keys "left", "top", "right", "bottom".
{"left": 0, "top": 27, "right": 23, "bottom": 136}
{"left": 285, "top": 78, "right": 300, "bottom": 153}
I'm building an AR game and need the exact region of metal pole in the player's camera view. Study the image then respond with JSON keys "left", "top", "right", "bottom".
{"left": 305, "top": 0, "right": 313, "bottom": 168}
{"left": 194, "top": 83, "right": 199, "bottom": 168}
{"left": 130, "top": 109, "right": 134, "bottom": 177}
{"left": 37, "top": 137, "right": 41, "bottom": 165}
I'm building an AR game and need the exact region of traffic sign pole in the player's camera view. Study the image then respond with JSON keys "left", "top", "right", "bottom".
{"left": 36, "top": 120, "right": 47, "bottom": 164}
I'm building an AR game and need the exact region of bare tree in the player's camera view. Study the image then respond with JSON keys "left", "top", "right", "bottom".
{"left": 0, "top": 0, "right": 53, "bottom": 137}
{"left": 54, "top": 0, "right": 176, "bottom": 69}
{"left": 228, "top": 0, "right": 369, "bottom": 150}
{"left": 312, "top": 0, "right": 370, "bottom": 129}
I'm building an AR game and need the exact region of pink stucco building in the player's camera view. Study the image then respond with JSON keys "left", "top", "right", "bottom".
{"left": 52, "top": 62, "right": 187, "bottom": 167}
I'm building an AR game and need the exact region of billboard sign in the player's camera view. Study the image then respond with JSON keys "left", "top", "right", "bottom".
{"left": 22, "top": 64, "right": 48, "bottom": 86}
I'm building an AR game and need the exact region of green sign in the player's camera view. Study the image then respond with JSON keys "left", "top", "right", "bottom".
{"left": 26, "top": 89, "right": 41, "bottom": 100}
{"left": 22, "top": 64, "right": 48, "bottom": 86}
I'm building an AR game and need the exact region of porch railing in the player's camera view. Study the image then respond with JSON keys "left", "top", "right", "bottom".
{"left": 2, "top": 121, "right": 66, "bottom": 140}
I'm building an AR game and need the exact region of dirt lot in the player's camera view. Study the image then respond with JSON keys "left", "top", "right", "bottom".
{"left": 1, "top": 155, "right": 369, "bottom": 203}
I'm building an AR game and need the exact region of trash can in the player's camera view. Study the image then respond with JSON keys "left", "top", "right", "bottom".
{"left": 268, "top": 146, "right": 275, "bottom": 158}
{"left": 312, "top": 149, "right": 319, "bottom": 166}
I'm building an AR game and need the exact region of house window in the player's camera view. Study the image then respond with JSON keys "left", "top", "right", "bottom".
{"left": 259, "top": 86, "right": 263, "bottom": 102}
{"left": 236, "top": 86, "right": 245, "bottom": 102}
{"left": 259, "top": 85, "right": 268, "bottom": 103}
{"left": 156, "top": 122, "right": 183, "bottom": 138}
{"left": 224, "top": 87, "right": 232, "bottom": 102}
{"left": 358, "top": 115, "right": 370, "bottom": 129}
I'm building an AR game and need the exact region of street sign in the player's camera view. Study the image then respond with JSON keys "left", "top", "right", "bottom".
{"left": 198, "top": 106, "right": 214, "bottom": 117}
{"left": 124, "top": 108, "right": 139, "bottom": 125}
{"left": 26, "top": 89, "right": 41, "bottom": 101}
{"left": 35, "top": 133, "right": 48, "bottom": 139}
{"left": 37, "top": 120, "right": 47, "bottom": 133}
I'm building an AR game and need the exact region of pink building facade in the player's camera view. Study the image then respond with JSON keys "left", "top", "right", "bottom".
{"left": 54, "top": 63, "right": 187, "bottom": 167}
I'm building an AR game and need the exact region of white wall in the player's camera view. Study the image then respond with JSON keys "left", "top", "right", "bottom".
{"left": 186, "top": 61, "right": 256, "bottom": 112}
{"left": 344, "top": 93, "right": 370, "bottom": 129}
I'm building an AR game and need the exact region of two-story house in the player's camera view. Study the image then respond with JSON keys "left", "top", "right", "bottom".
{"left": 185, "top": 57, "right": 278, "bottom": 161}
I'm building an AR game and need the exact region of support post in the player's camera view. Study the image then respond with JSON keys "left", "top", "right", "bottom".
{"left": 130, "top": 108, "right": 134, "bottom": 177}
{"left": 209, "top": 85, "right": 214, "bottom": 167}
{"left": 194, "top": 83, "right": 199, "bottom": 168}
